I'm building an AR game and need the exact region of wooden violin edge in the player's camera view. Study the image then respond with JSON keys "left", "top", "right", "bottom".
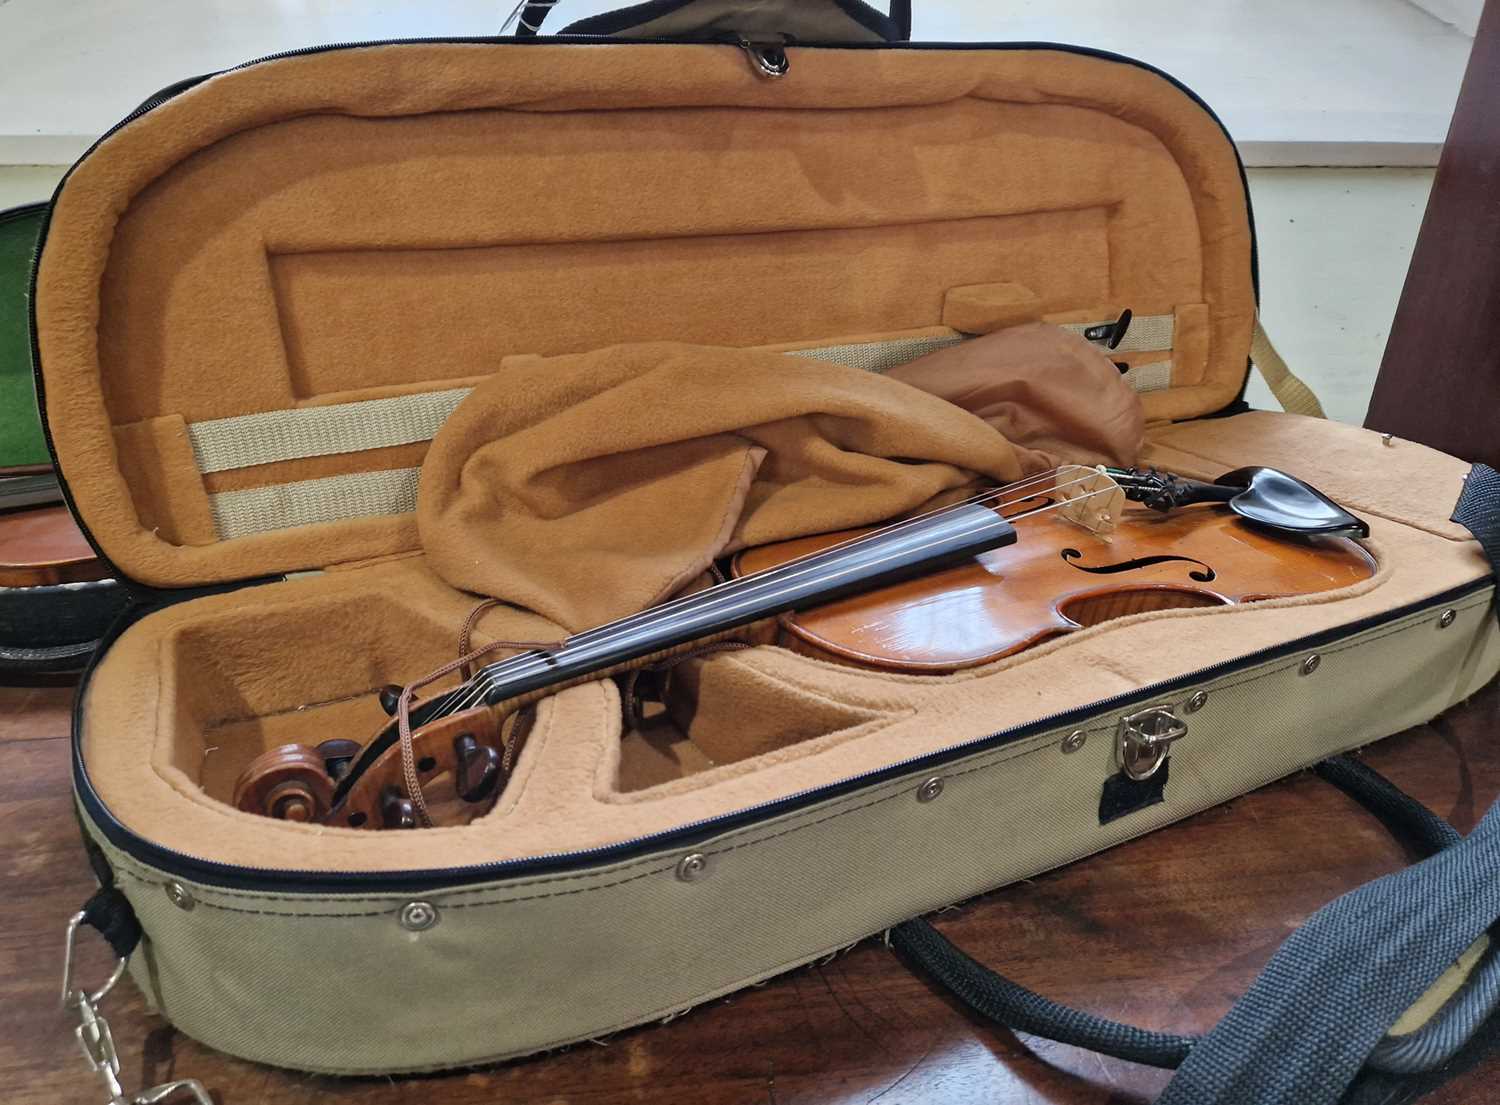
{"left": 735, "top": 507, "right": 1377, "bottom": 674}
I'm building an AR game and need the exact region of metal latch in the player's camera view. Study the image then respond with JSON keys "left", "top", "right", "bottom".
{"left": 738, "top": 36, "right": 790, "bottom": 78}
{"left": 62, "top": 910, "right": 212, "bottom": 1105}
{"left": 1117, "top": 704, "right": 1188, "bottom": 781}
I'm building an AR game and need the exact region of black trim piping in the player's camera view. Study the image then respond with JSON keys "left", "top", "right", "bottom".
{"left": 74, "top": 578, "right": 1491, "bottom": 895}
{"left": 0, "top": 200, "right": 48, "bottom": 229}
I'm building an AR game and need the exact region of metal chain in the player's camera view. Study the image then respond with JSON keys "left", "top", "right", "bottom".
{"left": 61, "top": 910, "right": 212, "bottom": 1105}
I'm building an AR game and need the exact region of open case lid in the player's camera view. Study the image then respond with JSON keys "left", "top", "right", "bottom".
{"left": 31, "top": 39, "right": 1256, "bottom": 593}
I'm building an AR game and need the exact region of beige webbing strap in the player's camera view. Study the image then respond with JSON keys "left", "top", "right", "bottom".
{"left": 786, "top": 333, "right": 965, "bottom": 372}
{"left": 1060, "top": 312, "right": 1175, "bottom": 353}
{"left": 187, "top": 387, "right": 473, "bottom": 475}
{"left": 1250, "top": 321, "right": 1325, "bottom": 418}
{"left": 788, "top": 318, "right": 1175, "bottom": 392}
{"left": 1121, "top": 360, "right": 1173, "bottom": 394}
{"left": 208, "top": 467, "right": 420, "bottom": 539}
{"left": 192, "top": 316, "right": 1185, "bottom": 540}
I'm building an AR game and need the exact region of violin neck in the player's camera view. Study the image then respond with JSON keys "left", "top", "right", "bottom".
{"left": 428, "top": 501, "right": 1018, "bottom": 721}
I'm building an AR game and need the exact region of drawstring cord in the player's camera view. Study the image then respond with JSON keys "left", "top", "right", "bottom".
{"left": 396, "top": 591, "right": 750, "bottom": 823}
{"left": 393, "top": 601, "right": 560, "bottom": 826}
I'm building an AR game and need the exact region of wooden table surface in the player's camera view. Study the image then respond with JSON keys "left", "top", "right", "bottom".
{"left": 5, "top": 678, "right": 1499, "bottom": 1104}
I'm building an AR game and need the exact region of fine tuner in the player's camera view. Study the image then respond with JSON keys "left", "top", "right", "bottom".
{"left": 231, "top": 465, "right": 1370, "bottom": 830}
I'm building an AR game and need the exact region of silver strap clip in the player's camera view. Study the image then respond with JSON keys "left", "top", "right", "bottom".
{"left": 62, "top": 910, "right": 212, "bottom": 1105}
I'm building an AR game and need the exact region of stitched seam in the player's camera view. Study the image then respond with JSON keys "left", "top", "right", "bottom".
{"left": 95, "top": 594, "right": 1488, "bottom": 912}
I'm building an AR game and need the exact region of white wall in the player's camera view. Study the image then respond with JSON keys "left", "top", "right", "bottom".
{"left": 1408, "top": 0, "right": 1485, "bottom": 35}
{"left": 0, "top": 0, "right": 1478, "bottom": 167}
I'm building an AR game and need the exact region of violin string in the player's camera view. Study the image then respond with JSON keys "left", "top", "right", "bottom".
{"left": 441, "top": 471, "right": 1116, "bottom": 717}
{"left": 451, "top": 466, "right": 1088, "bottom": 699}
{"left": 469, "top": 465, "right": 1073, "bottom": 671}
{"left": 432, "top": 472, "right": 1119, "bottom": 719}
{"left": 432, "top": 482, "right": 1115, "bottom": 724}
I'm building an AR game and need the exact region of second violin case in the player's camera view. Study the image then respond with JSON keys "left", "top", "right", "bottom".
{"left": 33, "top": 12, "right": 1500, "bottom": 1082}
{"left": 0, "top": 201, "right": 128, "bottom": 676}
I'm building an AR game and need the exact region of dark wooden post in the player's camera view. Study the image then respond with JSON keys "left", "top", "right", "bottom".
{"left": 1365, "top": 0, "right": 1500, "bottom": 467}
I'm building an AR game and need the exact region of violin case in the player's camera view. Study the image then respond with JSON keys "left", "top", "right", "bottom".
{"left": 35, "top": 4, "right": 1500, "bottom": 1078}
{"left": 0, "top": 201, "right": 129, "bottom": 676}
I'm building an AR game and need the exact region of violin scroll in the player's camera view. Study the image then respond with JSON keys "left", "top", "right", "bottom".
{"left": 230, "top": 709, "right": 516, "bottom": 829}
{"left": 232, "top": 744, "right": 338, "bottom": 822}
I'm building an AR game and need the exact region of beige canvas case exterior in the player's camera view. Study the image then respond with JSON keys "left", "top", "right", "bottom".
{"left": 83, "top": 590, "right": 1500, "bottom": 1073}
{"left": 33, "top": 37, "right": 1500, "bottom": 1076}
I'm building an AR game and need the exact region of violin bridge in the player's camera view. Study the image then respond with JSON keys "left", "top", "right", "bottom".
{"left": 1055, "top": 465, "right": 1126, "bottom": 538}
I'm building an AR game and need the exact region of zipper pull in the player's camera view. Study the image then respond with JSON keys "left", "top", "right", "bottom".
{"left": 738, "top": 35, "right": 790, "bottom": 79}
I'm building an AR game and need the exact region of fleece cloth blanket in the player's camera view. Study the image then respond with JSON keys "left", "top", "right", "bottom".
{"left": 418, "top": 324, "right": 1142, "bottom": 631}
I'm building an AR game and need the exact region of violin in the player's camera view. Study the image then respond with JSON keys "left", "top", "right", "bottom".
{"left": 232, "top": 465, "right": 1372, "bottom": 830}
{"left": 736, "top": 466, "right": 1376, "bottom": 671}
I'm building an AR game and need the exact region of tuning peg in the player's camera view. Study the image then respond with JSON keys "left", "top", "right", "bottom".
{"left": 453, "top": 734, "right": 502, "bottom": 803}
{"left": 314, "top": 738, "right": 364, "bottom": 781}
{"left": 380, "top": 786, "right": 418, "bottom": 829}
{"left": 377, "top": 684, "right": 403, "bottom": 715}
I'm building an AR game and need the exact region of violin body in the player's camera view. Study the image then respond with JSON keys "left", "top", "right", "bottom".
{"left": 733, "top": 495, "right": 1376, "bottom": 672}
{"left": 0, "top": 502, "right": 111, "bottom": 588}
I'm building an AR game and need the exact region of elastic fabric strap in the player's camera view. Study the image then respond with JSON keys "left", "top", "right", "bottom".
{"left": 394, "top": 629, "right": 561, "bottom": 826}
{"left": 80, "top": 885, "right": 141, "bottom": 961}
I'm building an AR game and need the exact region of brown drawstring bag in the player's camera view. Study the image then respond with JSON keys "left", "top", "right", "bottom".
{"left": 418, "top": 327, "right": 1142, "bottom": 631}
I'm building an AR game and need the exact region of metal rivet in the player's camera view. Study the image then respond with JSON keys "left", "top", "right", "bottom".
{"left": 164, "top": 881, "right": 195, "bottom": 911}
{"left": 1061, "top": 730, "right": 1087, "bottom": 754}
{"left": 916, "top": 776, "right": 945, "bottom": 802}
{"left": 398, "top": 901, "right": 439, "bottom": 931}
{"left": 1301, "top": 654, "right": 1321, "bottom": 676}
{"left": 1439, "top": 609, "right": 1457, "bottom": 629}
{"left": 675, "top": 853, "right": 709, "bottom": 882}
{"left": 1184, "top": 690, "right": 1209, "bottom": 714}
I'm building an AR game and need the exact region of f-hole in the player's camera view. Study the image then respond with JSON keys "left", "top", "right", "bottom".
{"left": 1060, "top": 548, "right": 1218, "bottom": 583}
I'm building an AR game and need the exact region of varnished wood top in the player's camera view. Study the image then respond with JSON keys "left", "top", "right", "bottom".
{"left": 738, "top": 502, "right": 1375, "bottom": 671}
{"left": 0, "top": 504, "right": 108, "bottom": 587}
{"left": 7, "top": 678, "right": 1498, "bottom": 1103}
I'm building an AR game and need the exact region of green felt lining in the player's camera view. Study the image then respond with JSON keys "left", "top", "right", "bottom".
{"left": 0, "top": 203, "right": 49, "bottom": 470}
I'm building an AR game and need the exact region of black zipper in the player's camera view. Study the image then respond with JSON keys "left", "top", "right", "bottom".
{"left": 28, "top": 33, "right": 1259, "bottom": 581}
{"left": 33, "top": 34, "right": 1267, "bottom": 894}
{"left": 74, "top": 577, "right": 1491, "bottom": 894}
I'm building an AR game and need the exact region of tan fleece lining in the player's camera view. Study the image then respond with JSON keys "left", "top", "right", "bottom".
{"left": 35, "top": 42, "right": 1254, "bottom": 589}
{"left": 77, "top": 412, "right": 1497, "bottom": 873}
{"left": 36, "top": 43, "right": 1490, "bottom": 877}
